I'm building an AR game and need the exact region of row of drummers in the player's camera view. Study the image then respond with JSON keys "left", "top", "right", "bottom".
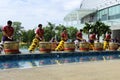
{"left": 2, "top": 40, "right": 119, "bottom": 54}
{"left": 53, "top": 31, "right": 120, "bottom": 52}
{"left": 39, "top": 40, "right": 119, "bottom": 53}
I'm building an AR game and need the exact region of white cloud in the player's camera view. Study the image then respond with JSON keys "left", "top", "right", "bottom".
{"left": 0, "top": 0, "right": 82, "bottom": 30}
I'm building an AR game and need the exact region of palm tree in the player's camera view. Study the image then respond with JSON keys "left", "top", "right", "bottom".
{"left": 100, "top": 24, "right": 111, "bottom": 39}
{"left": 83, "top": 21, "right": 111, "bottom": 41}
{"left": 90, "top": 21, "right": 111, "bottom": 41}
{"left": 12, "top": 22, "right": 24, "bottom": 41}
{"left": 44, "top": 22, "right": 56, "bottom": 41}
{"left": 83, "top": 22, "right": 92, "bottom": 38}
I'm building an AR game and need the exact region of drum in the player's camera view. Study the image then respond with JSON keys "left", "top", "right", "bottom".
{"left": 79, "top": 42, "right": 89, "bottom": 51}
{"left": 51, "top": 42, "right": 58, "bottom": 51}
{"left": 109, "top": 42, "right": 118, "bottom": 51}
{"left": 4, "top": 41, "right": 19, "bottom": 54}
{"left": 64, "top": 42, "right": 75, "bottom": 52}
{"left": 39, "top": 42, "right": 51, "bottom": 53}
{"left": 94, "top": 42, "right": 103, "bottom": 51}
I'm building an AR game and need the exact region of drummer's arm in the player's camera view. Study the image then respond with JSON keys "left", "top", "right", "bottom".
{"left": 35, "top": 34, "right": 43, "bottom": 40}
{"left": 77, "top": 36, "right": 83, "bottom": 40}
{"left": 2, "top": 31, "right": 13, "bottom": 39}
{"left": 2, "top": 31, "right": 9, "bottom": 37}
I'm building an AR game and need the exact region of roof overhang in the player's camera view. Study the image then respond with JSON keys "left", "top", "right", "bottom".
{"left": 111, "top": 24, "right": 120, "bottom": 30}
{"left": 64, "top": 9, "right": 96, "bottom": 22}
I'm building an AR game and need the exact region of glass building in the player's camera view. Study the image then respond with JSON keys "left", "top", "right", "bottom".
{"left": 64, "top": 0, "right": 120, "bottom": 41}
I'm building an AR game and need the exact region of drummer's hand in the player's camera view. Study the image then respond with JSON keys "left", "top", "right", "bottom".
{"left": 39, "top": 37, "right": 43, "bottom": 41}
{"left": 8, "top": 37, "right": 13, "bottom": 40}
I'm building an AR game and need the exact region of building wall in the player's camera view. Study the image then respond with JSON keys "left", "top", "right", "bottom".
{"left": 82, "top": 4, "right": 120, "bottom": 23}
{"left": 112, "top": 29, "right": 120, "bottom": 42}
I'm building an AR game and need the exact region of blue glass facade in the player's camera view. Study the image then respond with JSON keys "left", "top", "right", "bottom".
{"left": 97, "top": 4, "right": 120, "bottom": 21}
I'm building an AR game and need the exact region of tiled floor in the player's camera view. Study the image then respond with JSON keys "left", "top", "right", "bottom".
{"left": 0, "top": 60, "right": 120, "bottom": 80}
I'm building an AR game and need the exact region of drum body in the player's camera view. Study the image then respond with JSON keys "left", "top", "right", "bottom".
{"left": 39, "top": 42, "right": 51, "bottom": 53}
{"left": 79, "top": 42, "right": 89, "bottom": 51}
{"left": 4, "top": 41, "right": 19, "bottom": 54}
{"left": 64, "top": 42, "right": 75, "bottom": 52}
{"left": 109, "top": 42, "right": 118, "bottom": 51}
{"left": 51, "top": 42, "right": 58, "bottom": 51}
{"left": 94, "top": 42, "right": 103, "bottom": 51}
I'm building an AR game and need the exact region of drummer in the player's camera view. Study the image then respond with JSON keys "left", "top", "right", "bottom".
{"left": 55, "top": 28, "right": 68, "bottom": 51}
{"left": 28, "top": 24, "right": 44, "bottom": 53}
{"left": 1, "top": 20, "right": 21, "bottom": 53}
{"left": 76, "top": 29, "right": 83, "bottom": 42}
{"left": 61, "top": 28, "right": 68, "bottom": 42}
{"left": 88, "top": 33, "right": 96, "bottom": 50}
{"left": 0, "top": 20, "right": 14, "bottom": 53}
{"left": 2, "top": 20, "right": 14, "bottom": 42}
{"left": 103, "top": 32, "right": 111, "bottom": 50}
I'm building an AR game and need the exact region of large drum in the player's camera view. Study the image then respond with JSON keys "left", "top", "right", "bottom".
{"left": 94, "top": 42, "right": 103, "bottom": 51}
{"left": 64, "top": 42, "right": 75, "bottom": 52}
{"left": 4, "top": 41, "right": 19, "bottom": 54}
{"left": 109, "top": 42, "right": 118, "bottom": 51}
{"left": 51, "top": 42, "right": 58, "bottom": 51}
{"left": 39, "top": 42, "right": 51, "bottom": 53}
{"left": 79, "top": 42, "right": 89, "bottom": 51}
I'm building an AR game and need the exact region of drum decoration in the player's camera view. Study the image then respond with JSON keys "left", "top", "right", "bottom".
{"left": 64, "top": 42, "right": 75, "bottom": 52}
{"left": 39, "top": 42, "right": 51, "bottom": 53}
{"left": 4, "top": 41, "right": 20, "bottom": 54}
{"left": 79, "top": 42, "right": 89, "bottom": 51}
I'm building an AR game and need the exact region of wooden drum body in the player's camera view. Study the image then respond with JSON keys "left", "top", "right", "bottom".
{"left": 109, "top": 42, "right": 118, "bottom": 51}
{"left": 4, "top": 41, "right": 19, "bottom": 54}
{"left": 79, "top": 42, "right": 89, "bottom": 51}
{"left": 64, "top": 42, "right": 75, "bottom": 52}
{"left": 51, "top": 42, "right": 58, "bottom": 51}
{"left": 94, "top": 42, "right": 103, "bottom": 51}
{"left": 39, "top": 42, "right": 51, "bottom": 53}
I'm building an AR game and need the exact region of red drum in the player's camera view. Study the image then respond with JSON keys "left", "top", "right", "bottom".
{"left": 79, "top": 42, "right": 89, "bottom": 51}
{"left": 94, "top": 42, "right": 103, "bottom": 51}
{"left": 39, "top": 42, "right": 51, "bottom": 53}
{"left": 51, "top": 42, "right": 58, "bottom": 51}
{"left": 109, "top": 42, "right": 118, "bottom": 51}
{"left": 4, "top": 41, "right": 20, "bottom": 54}
{"left": 64, "top": 42, "right": 75, "bottom": 52}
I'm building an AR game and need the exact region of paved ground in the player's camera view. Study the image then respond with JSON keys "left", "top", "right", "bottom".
{"left": 0, "top": 60, "right": 120, "bottom": 80}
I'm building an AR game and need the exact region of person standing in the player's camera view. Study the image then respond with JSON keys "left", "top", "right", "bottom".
{"left": 75, "top": 29, "right": 83, "bottom": 49}
{"left": 61, "top": 28, "right": 68, "bottom": 41}
{"left": 103, "top": 32, "right": 111, "bottom": 50}
{"left": 76, "top": 29, "right": 83, "bottom": 42}
{"left": 55, "top": 28, "right": 68, "bottom": 51}
{"left": 0, "top": 20, "right": 14, "bottom": 53}
{"left": 2, "top": 20, "right": 14, "bottom": 42}
{"left": 89, "top": 33, "right": 96, "bottom": 50}
{"left": 28, "top": 24, "right": 44, "bottom": 53}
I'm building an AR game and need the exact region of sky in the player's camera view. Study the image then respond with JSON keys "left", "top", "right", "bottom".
{"left": 0, "top": 0, "right": 82, "bottom": 30}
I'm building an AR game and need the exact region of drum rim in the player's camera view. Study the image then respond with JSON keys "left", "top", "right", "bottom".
{"left": 39, "top": 42, "right": 51, "bottom": 43}
{"left": 4, "top": 41, "right": 19, "bottom": 43}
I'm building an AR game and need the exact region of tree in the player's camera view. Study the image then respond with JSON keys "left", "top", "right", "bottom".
{"left": 67, "top": 26, "right": 78, "bottom": 40}
{"left": 12, "top": 22, "right": 24, "bottom": 41}
{"left": 83, "top": 22, "right": 92, "bottom": 38}
{"left": 27, "top": 29, "right": 35, "bottom": 44}
{"left": 82, "top": 21, "right": 111, "bottom": 41}
{"left": 44, "top": 22, "right": 56, "bottom": 41}
{"left": 91, "top": 21, "right": 111, "bottom": 40}
{"left": 55, "top": 24, "right": 66, "bottom": 41}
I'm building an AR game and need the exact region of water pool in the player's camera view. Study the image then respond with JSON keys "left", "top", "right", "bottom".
{"left": 0, "top": 51, "right": 120, "bottom": 70}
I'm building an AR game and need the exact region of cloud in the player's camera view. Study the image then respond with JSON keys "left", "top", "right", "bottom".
{"left": 0, "top": 0, "right": 82, "bottom": 30}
